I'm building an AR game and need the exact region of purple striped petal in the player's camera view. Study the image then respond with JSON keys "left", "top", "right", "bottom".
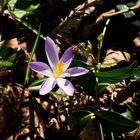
{"left": 40, "top": 77, "right": 56, "bottom": 95}
{"left": 57, "top": 78, "right": 74, "bottom": 96}
{"left": 45, "top": 36, "right": 59, "bottom": 70}
{"left": 30, "top": 62, "right": 53, "bottom": 77}
{"left": 64, "top": 67, "right": 89, "bottom": 77}
{"left": 60, "top": 46, "right": 74, "bottom": 71}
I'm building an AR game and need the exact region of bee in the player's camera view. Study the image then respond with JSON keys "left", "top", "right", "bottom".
{"left": 72, "top": 41, "right": 95, "bottom": 66}
{"left": 72, "top": 42, "right": 86, "bottom": 54}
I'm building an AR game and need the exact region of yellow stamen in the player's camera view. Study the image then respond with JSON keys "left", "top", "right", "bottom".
{"left": 54, "top": 61, "right": 64, "bottom": 79}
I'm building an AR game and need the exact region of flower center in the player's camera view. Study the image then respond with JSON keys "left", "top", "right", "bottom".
{"left": 54, "top": 61, "right": 64, "bottom": 79}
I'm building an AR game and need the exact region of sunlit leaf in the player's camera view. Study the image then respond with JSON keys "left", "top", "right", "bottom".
{"left": 97, "top": 110, "right": 138, "bottom": 134}
{"left": 7, "top": 0, "right": 46, "bottom": 40}
{"left": 0, "top": 60, "right": 13, "bottom": 67}
{"left": 8, "top": 0, "right": 40, "bottom": 18}
{"left": 116, "top": 3, "right": 135, "bottom": 19}
{"left": 121, "top": 109, "right": 133, "bottom": 121}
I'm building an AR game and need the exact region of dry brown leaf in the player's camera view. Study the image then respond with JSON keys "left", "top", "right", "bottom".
{"left": 5, "top": 38, "right": 20, "bottom": 50}
{"left": 4, "top": 38, "right": 29, "bottom": 57}
{"left": 102, "top": 49, "right": 131, "bottom": 68}
{"left": 49, "top": 0, "right": 97, "bottom": 49}
{"left": 125, "top": 121, "right": 140, "bottom": 140}
{"left": 0, "top": 68, "right": 11, "bottom": 83}
{"left": 0, "top": 83, "right": 45, "bottom": 140}
{"left": 101, "top": 31, "right": 131, "bottom": 68}
{"left": 80, "top": 118, "right": 101, "bottom": 140}
{"left": 133, "top": 31, "right": 140, "bottom": 55}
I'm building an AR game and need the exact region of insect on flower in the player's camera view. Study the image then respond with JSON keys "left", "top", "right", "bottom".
{"left": 30, "top": 36, "right": 89, "bottom": 96}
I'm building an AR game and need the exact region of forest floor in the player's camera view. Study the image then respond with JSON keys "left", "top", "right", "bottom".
{"left": 0, "top": 0, "right": 140, "bottom": 140}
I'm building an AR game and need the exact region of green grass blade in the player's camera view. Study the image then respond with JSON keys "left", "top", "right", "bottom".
{"left": 24, "top": 24, "right": 42, "bottom": 86}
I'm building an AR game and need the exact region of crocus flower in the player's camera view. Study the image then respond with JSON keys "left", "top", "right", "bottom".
{"left": 30, "top": 36, "right": 89, "bottom": 96}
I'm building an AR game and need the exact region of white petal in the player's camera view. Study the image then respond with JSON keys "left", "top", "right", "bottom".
{"left": 60, "top": 67, "right": 89, "bottom": 78}
{"left": 60, "top": 46, "right": 74, "bottom": 71}
{"left": 45, "top": 36, "right": 59, "bottom": 70}
{"left": 66, "top": 67, "right": 89, "bottom": 77}
{"left": 57, "top": 78, "right": 74, "bottom": 96}
{"left": 39, "top": 78, "right": 56, "bottom": 95}
{"left": 30, "top": 61, "right": 53, "bottom": 77}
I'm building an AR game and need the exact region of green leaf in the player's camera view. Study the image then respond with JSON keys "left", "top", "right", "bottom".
{"left": 133, "top": 66, "right": 140, "bottom": 81}
{"left": 80, "top": 72, "right": 97, "bottom": 95}
{"left": 131, "top": 20, "right": 140, "bottom": 28}
{"left": 49, "top": 92, "right": 68, "bottom": 97}
{"left": 97, "top": 33, "right": 104, "bottom": 43}
{"left": 29, "top": 77, "right": 46, "bottom": 87}
{"left": 0, "top": 45, "right": 19, "bottom": 68}
{"left": 133, "top": 90, "right": 140, "bottom": 102}
{"left": 8, "top": 0, "right": 40, "bottom": 19}
{"left": 0, "top": 60, "right": 13, "bottom": 67}
{"left": 98, "top": 83, "right": 110, "bottom": 95}
{"left": 68, "top": 110, "right": 94, "bottom": 135}
{"left": 7, "top": 0, "right": 46, "bottom": 40}
{"left": 116, "top": 3, "right": 135, "bottom": 19}
{"left": 97, "top": 110, "right": 138, "bottom": 134}
{"left": 24, "top": 24, "right": 41, "bottom": 85}
{"left": 71, "top": 59, "right": 93, "bottom": 70}
{"left": 8, "top": 0, "right": 46, "bottom": 40}
{"left": 115, "top": 2, "right": 140, "bottom": 28}
{"left": 95, "top": 61, "right": 137, "bottom": 83}
{"left": 121, "top": 109, "right": 133, "bottom": 121}
{"left": 0, "top": 45, "right": 14, "bottom": 59}
{"left": 7, "top": 52, "right": 18, "bottom": 62}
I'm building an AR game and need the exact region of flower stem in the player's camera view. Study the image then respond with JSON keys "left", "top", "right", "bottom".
{"left": 28, "top": 85, "right": 40, "bottom": 91}
{"left": 95, "top": 20, "right": 110, "bottom": 140}
{"left": 99, "top": 122, "right": 104, "bottom": 140}
{"left": 96, "top": 19, "right": 110, "bottom": 66}
{"left": 24, "top": 24, "right": 41, "bottom": 86}
{"left": 111, "top": 132, "right": 115, "bottom": 140}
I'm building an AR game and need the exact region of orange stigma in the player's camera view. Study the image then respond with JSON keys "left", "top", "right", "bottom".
{"left": 54, "top": 61, "right": 64, "bottom": 78}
